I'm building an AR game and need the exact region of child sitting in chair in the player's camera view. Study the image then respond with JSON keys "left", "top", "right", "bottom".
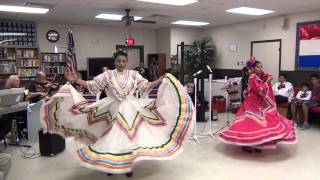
{"left": 291, "top": 83, "right": 312, "bottom": 129}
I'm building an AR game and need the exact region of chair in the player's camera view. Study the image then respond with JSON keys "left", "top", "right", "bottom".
{"left": 277, "top": 87, "right": 300, "bottom": 117}
{"left": 222, "top": 77, "right": 242, "bottom": 114}
{"left": 309, "top": 107, "right": 320, "bottom": 122}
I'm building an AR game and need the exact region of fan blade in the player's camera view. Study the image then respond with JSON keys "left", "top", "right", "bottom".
{"left": 134, "top": 20, "right": 156, "bottom": 24}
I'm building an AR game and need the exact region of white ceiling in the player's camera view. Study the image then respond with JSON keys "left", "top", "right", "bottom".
{"left": 0, "top": 0, "right": 320, "bottom": 28}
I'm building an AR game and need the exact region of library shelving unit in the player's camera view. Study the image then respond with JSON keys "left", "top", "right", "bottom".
{"left": 0, "top": 45, "right": 40, "bottom": 83}
{"left": 40, "top": 52, "right": 67, "bottom": 82}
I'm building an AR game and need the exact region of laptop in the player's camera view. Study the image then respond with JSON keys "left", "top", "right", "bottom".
{"left": 0, "top": 88, "right": 26, "bottom": 107}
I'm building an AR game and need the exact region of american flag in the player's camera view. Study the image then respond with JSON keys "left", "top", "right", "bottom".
{"left": 67, "top": 29, "right": 78, "bottom": 73}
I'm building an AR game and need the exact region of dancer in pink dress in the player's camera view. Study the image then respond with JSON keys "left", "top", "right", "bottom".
{"left": 219, "top": 57, "right": 297, "bottom": 153}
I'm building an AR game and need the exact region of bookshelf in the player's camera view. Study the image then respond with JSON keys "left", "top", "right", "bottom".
{"left": 0, "top": 45, "right": 39, "bottom": 82}
{"left": 41, "top": 53, "right": 66, "bottom": 82}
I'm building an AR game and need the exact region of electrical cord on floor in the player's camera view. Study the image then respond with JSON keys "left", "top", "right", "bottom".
{"left": 18, "top": 129, "right": 41, "bottom": 159}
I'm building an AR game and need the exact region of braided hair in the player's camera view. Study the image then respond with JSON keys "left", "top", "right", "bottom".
{"left": 112, "top": 49, "right": 128, "bottom": 60}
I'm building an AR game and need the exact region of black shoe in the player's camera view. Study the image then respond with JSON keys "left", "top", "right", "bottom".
{"left": 107, "top": 173, "right": 113, "bottom": 176}
{"left": 241, "top": 146, "right": 253, "bottom": 153}
{"left": 126, "top": 172, "right": 133, "bottom": 177}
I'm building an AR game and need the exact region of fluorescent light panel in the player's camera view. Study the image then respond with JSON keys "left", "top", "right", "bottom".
{"left": 0, "top": 5, "right": 49, "bottom": 14}
{"left": 136, "top": 0, "right": 198, "bottom": 6}
{"left": 96, "top": 14, "right": 123, "bottom": 20}
{"left": 134, "top": 16, "right": 143, "bottom": 21}
{"left": 95, "top": 13, "right": 142, "bottom": 21}
{"left": 226, "top": 7, "right": 274, "bottom": 15}
{"left": 171, "top": 21, "right": 209, "bottom": 26}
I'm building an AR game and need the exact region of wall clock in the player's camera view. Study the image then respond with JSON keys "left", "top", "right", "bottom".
{"left": 46, "top": 30, "right": 59, "bottom": 43}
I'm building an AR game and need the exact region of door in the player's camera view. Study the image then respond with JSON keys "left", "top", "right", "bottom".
{"left": 127, "top": 49, "right": 141, "bottom": 70}
{"left": 251, "top": 40, "right": 281, "bottom": 82}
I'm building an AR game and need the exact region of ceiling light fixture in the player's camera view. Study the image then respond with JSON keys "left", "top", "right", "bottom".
{"left": 95, "top": 13, "right": 143, "bottom": 21}
{"left": 226, "top": 7, "right": 275, "bottom": 16}
{"left": 171, "top": 20, "right": 210, "bottom": 26}
{"left": 136, "top": 0, "right": 198, "bottom": 6}
{"left": 95, "top": 14, "right": 123, "bottom": 20}
{"left": 134, "top": 16, "right": 143, "bottom": 21}
{"left": 0, "top": 4, "right": 49, "bottom": 14}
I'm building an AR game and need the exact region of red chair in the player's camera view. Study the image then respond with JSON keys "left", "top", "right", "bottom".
{"left": 277, "top": 88, "right": 300, "bottom": 117}
{"left": 310, "top": 107, "right": 320, "bottom": 114}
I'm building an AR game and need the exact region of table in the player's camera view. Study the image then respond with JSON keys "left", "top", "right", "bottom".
{"left": 0, "top": 101, "right": 29, "bottom": 116}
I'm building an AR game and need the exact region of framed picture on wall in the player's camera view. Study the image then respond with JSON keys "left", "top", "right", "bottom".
{"left": 295, "top": 20, "right": 320, "bottom": 70}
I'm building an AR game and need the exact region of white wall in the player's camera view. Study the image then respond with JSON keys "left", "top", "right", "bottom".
{"left": 155, "top": 27, "right": 203, "bottom": 68}
{"left": 170, "top": 27, "right": 203, "bottom": 56}
{"left": 37, "top": 23, "right": 157, "bottom": 70}
{"left": 203, "top": 10, "right": 320, "bottom": 71}
{"left": 38, "top": 9, "right": 320, "bottom": 72}
{"left": 156, "top": 28, "right": 171, "bottom": 68}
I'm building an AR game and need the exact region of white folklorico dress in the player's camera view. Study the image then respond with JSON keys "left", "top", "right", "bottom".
{"left": 41, "top": 69, "right": 194, "bottom": 174}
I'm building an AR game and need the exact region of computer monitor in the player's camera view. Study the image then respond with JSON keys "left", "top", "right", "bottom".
{"left": 0, "top": 88, "right": 25, "bottom": 107}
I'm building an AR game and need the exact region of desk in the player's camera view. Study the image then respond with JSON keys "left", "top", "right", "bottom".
{"left": 0, "top": 101, "right": 29, "bottom": 116}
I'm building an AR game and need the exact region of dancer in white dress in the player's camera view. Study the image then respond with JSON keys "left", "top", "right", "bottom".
{"left": 41, "top": 50, "right": 194, "bottom": 177}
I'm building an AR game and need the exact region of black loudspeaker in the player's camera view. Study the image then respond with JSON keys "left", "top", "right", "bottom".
{"left": 38, "top": 129, "right": 65, "bottom": 157}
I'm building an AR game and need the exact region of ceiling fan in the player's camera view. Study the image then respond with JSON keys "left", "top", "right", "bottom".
{"left": 99, "top": 9, "right": 157, "bottom": 27}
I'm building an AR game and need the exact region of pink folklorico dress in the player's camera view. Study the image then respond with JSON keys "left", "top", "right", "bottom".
{"left": 219, "top": 73, "right": 297, "bottom": 149}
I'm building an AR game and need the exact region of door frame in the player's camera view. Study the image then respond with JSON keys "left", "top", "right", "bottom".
{"left": 250, "top": 39, "right": 282, "bottom": 75}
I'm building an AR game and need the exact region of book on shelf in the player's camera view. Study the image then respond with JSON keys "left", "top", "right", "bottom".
{"left": 0, "top": 48, "right": 4, "bottom": 59}
{"left": 42, "top": 54, "right": 66, "bottom": 62}
{"left": 3, "top": 48, "right": 16, "bottom": 59}
{"left": 43, "top": 66, "right": 65, "bottom": 75}
{"left": 18, "top": 68, "right": 37, "bottom": 77}
{"left": 20, "top": 77, "right": 36, "bottom": 81}
{"left": 0, "top": 61, "right": 17, "bottom": 74}
{"left": 18, "top": 59, "right": 40, "bottom": 67}
{"left": 17, "top": 49, "right": 37, "bottom": 58}
{"left": 58, "top": 54, "right": 66, "bottom": 62}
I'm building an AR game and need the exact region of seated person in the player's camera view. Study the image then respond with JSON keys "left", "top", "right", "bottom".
{"left": 291, "top": 83, "right": 312, "bottom": 126}
{"left": 241, "top": 66, "right": 250, "bottom": 102}
{"left": 184, "top": 83, "right": 195, "bottom": 104}
{"left": 4, "top": 75, "right": 20, "bottom": 89}
{"left": 2, "top": 75, "right": 27, "bottom": 141}
{"left": 135, "top": 62, "right": 149, "bottom": 80}
{"left": 0, "top": 153, "right": 11, "bottom": 180}
{"left": 294, "top": 74, "right": 320, "bottom": 130}
{"left": 27, "top": 71, "right": 58, "bottom": 103}
{"left": 272, "top": 74, "right": 294, "bottom": 104}
{"left": 223, "top": 77, "right": 242, "bottom": 113}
